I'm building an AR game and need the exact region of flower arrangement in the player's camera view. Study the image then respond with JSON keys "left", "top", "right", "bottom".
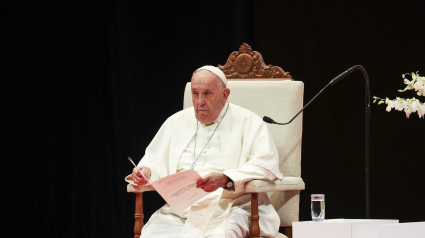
{"left": 373, "top": 72, "right": 425, "bottom": 118}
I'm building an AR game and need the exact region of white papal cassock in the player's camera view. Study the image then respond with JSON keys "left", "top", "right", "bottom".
{"left": 127, "top": 102, "right": 283, "bottom": 238}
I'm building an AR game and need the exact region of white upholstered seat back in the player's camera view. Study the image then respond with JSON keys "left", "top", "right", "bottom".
{"left": 183, "top": 80, "right": 304, "bottom": 177}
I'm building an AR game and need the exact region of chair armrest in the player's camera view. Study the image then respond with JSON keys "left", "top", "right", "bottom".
{"left": 245, "top": 176, "right": 305, "bottom": 193}
{"left": 125, "top": 174, "right": 156, "bottom": 193}
{"left": 127, "top": 184, "right": 156, "bottom": 193}
{"left": 126, "top": 176, "right": 305, "bottom": 193}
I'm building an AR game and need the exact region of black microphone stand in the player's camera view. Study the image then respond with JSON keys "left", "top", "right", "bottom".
{"left": 264, "top": 65, "right": 371, "bottom": 219}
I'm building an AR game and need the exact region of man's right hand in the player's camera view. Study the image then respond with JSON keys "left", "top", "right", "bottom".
{"left": 132, "top": 167, "right": 151, "bottom": 186}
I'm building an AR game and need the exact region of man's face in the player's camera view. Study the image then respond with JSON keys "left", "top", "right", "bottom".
{"left": 191, "top": 70, "right": 230, "bottom": 125}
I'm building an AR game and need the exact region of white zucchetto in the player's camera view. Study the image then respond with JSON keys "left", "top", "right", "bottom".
{"left": 194, "top": 65, "right": 227, "bottom": 87}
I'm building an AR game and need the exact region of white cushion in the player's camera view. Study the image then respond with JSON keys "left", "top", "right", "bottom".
{"left": 127, "top": 184, "right": 156, "bottom": 193}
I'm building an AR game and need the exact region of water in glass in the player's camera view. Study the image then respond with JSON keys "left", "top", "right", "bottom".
{"left": 311, "top": 194, "right": 325, "bottom": 222}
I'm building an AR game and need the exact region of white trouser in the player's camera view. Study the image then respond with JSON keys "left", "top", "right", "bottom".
{"left": 140, "top": 204, "right": 251, "bottom": 238}
{"left": 140, "top": 193, "right": 279, "bottom": 238}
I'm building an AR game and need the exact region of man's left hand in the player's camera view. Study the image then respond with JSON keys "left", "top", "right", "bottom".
{"left": 196, "top": 172, "right": 227, "bottom": 192}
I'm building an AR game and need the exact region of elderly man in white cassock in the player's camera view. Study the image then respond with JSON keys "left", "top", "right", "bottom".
{"left": 129, "top": 65, "right": 283, "bottom": 238}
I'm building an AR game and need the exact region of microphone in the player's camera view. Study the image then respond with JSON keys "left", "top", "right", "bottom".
{"left": 263, "top": 116, "right": 276, "bottom": 124}
{"left": 263, "top": 116, "right": 289, "bottom": 125}
{"left": 263, "top": 65, "right": 369, "bottom": 126}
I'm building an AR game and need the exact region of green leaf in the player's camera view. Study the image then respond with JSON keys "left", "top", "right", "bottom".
{"left": 402, "top": 74, "right": 405, "bottom": 78}
{"left": 373, "top": 99, "right": 377, "bottom": 103}
{"left": 378, "top": 101, "right": 384, "bottom": 105}
{"left": 398, "top": 89, "right": 405, "bottom": 92}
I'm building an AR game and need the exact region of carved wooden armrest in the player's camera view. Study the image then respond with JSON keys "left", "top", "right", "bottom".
{"left": 246, "top": 178, "right": 304, "bottom": 238}
{"left": 127, "top": 184, "right": 156, "bottom": 238}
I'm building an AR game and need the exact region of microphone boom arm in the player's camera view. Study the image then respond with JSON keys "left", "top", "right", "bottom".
{"left": 263, "top": 65, "right": 371, "bottom": 219}
{"left": 263, "top": 65, "right": 367, "bottom": 125}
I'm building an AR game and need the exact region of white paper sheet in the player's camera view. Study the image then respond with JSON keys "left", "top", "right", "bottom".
{"left": 151, "top": 169, "right": 209, "bottom": 213}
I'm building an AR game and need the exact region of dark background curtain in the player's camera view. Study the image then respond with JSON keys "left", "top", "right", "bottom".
{"left": 5, "top": 0, "right": 424, "bottom": 237}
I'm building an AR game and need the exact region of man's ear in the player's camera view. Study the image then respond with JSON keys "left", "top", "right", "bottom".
{"left": 223, "top": 88, "right": 230, "bottom": 103}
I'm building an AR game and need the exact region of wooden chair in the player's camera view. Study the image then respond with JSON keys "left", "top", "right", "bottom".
{"left": 127, "top": 43, "right": 305, "bottom": 238}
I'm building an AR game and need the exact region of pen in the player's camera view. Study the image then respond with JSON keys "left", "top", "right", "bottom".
{"left": 127, "top": 157, "right": 151, "bottom": 185}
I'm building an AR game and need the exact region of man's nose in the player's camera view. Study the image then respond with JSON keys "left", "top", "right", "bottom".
{"left": 197, "top": 95, "right": 206, "bottom": 105}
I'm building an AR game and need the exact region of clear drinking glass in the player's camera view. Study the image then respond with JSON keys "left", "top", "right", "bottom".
{"left": 311, "top": 194, "right": 325, "bottom": 222}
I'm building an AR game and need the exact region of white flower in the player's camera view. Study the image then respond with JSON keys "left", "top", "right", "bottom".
{"left": 404, "top": 105, "right": 413, "bottom": 118}
{"left": 413, "top": 81, "right": 424, "bottom": 96}
{"left": 410, "top": 100, "right": 419, "bottom": 112}
{"left": 418, "top": 103, "right": 425, "bottom": 118}
{"left": 404, "top": 78, "right": 414, "bottom": 90}
{"left": 401, "top": 100, "right": 407, "bottom": 109}
{"left": 386, "top": 100, "right": 394, "bottom": 112}
{"left": 374, "top": 71, "right": 424, "bottom": 119}
{"left": 393, "top": 97, "right": 404, "bottom": 111}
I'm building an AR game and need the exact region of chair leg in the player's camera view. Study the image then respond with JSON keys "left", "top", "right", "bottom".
{"left": 284, "top": 226, "right": 292, "bottom": 238}
{"left": 134, "top": 193, "right": 144, "bottom": 238}
{"left": 250, "top": 193, "right": 260, "bottom": 238}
